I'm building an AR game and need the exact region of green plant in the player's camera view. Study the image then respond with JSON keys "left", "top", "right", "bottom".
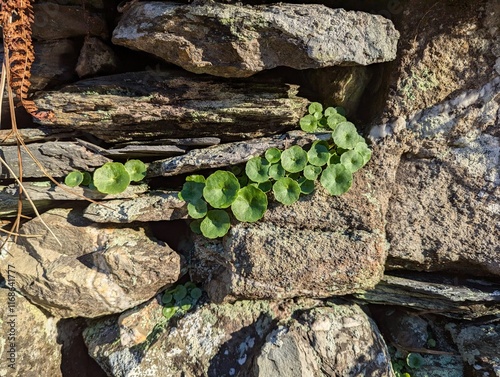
{"left": 64, "top": 159, "right": 147, "bottom": 194}
{"left": 161, "top": 282, "right": 203, "bottom": 320}
{"left": 180, "top": 102, "right": 371, "bottom": 239}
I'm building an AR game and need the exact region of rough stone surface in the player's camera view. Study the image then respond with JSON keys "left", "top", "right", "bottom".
{"left": 76, "top": 37, "right": 119, "bottom": 78}
{"left": 248, "top": 305, "right": 393, "bottom": 377}
{"left": 0, "top": 288, "right": 62, "bottom": 377}
{"left": 447, "top": 322, "right": 500, "bottom": 377}
{"left": 0, "top": 207, "right": 183, "bottom": 318}
{"left": 83, "top": 191, "right": 187, "bottom": 223}
{"left": 112, "top": 1, "right": 399, "bottom": 77}
{"left": 192, "top": 162, "right": 388, "bottom": 303}
{"left": 0, "top": 141, "right": 111, "bottom": 179}
{"left": 148, "top": 131, "right": 331, "bottom": 177}
{"left": 84, "top": 299, "right": 281, "bottom": 377}
{"left": 34, "top": 71, "right": 308, "bottom": 143}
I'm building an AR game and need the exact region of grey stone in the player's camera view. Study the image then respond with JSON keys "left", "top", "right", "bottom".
{"left": 192, "top": 164, "right": 388, "bottom": 303}
{"left": 0, "top": 288, "right": 62, "bottom": 377}
{"left": 83, "top": 191, "right": 187, "bottom": 223}
{"left": 34, "top": 71, "right": 308, "bottom": 143}
{"left": 148, "top": 131, "right": 331, "bottom": 177}
{"left": 248, "top": 305, "right": 393, "bottom": 377}
{"left": 76, "top": 37, "right": 119, "bottom": 78}
{"left": 0, "top": 207, "right": 183, "bottom": 318}
{"left": 112, "top": 1, "right": 399, "bottom": 78}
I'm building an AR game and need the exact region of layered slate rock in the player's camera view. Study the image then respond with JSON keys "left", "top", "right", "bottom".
{"left": 0, "top": 289, "right": 62, "bottom": 377}
{"left": 34, "top": 71, "right": 308, "bottom": 143}
{"left": 0, "top": 208, "right": 183, "bottom": 318}
{"left": 112, "top": 1, "right": 399, "bottom": 78}
{"left": 248, "top": 305, "right": 392, "bottom": 377}
{"left": 192, "top": 159, "right": 390, "bottom": 303}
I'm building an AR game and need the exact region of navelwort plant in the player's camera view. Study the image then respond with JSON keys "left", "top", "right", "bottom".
{"left": 160, "top": 282, "right": 203, "bottom": 320}
{"left": 180, "top": 102, "right": 372, "bottom": 239}
{"left": 64, "top": 160, "right": 147, "bottom": 194}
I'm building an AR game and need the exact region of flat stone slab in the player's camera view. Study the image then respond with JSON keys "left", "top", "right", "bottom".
{"left": 113, "top": 1, "right": 399, "bottom": 77}
{"left": 34, "top": 71, "right": 308, "bottom": 143}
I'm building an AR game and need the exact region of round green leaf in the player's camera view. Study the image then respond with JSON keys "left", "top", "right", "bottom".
{"left": 340, "top": 150, "right": 365, "bottom": 173}
{"left": 312, "top": 111, "right": 323, "bottom": 121}
{"left": 332, "top": 122, "right": 360, "bottom": 150}
{"left": 303, "top": 165, "right": 322, "bottom": 180}
{"left": 186, "top": 175, "right": 206, "bottom": 183}
{"left": 179, "top": 299, "right": 192, "bottom": 312}
{"left": 162, "top": 293, "right": 173, "bottom": 304}
{"left": 203, "top": 171, "right": 240, "bottom": 208}
{"left": 327, "top": 113, "right": 347, "bottom": 131}
{"left": 190, "top": 287, "right": 202, "bottom": 300}
{"left": 324, "top": 107, "right": 337, "bottom": 117}
{"left": 320, "top": 164, "right": 353, "bottom": 196}
{"left": 93, "top": 162, "right": 131, "bottom": 194}
{"left": 335, "top": 106, "right": 347, "bottom": 116}
{"left": 257, "top": 180, "right": 272, "bottom": 193}
{"left": 64, "top": 171, "right": 84, "bottom": 187}
{"left": 173, "top": 285, "right": 187, "bottom": 301}
{"left": 246, "top": 157, "right": 270, "bottom": 183}
{"left": 307, "top": 141, "right": 330, "bottom": 167}
{"left": 265, "top": 148, "right": 281, "bottom": 163}
{"left": 179, "top": 181, "right": 205, "bottom": 203}
{"left": 81, "top": 171, "right": 92, "bottom": 186}
{"left": 281, "top": 146, "right": 308, "bottom": 173}
{"left": 200, "top": 210, "right": 231, "bottom": 239}
{"left": 269, "top": 163, "right": 285, "bottom": 180}
{"left": 406, "top": 353, "right": 424, "bottom": 369}
{"left": 273, "top": 177, "right": 301, "bottom": 205}
{"left": 187, "top": 198, "right": 208, "bottom": 219}
{"left": 184, "top": 282, "right": 196, "bottom": 289}
{"left": 124, "top": 159, "right": 147, "bottom": 182}
{"left": 328, "top": 153, "right": 341, "bottom": 165}
{"left": 354, "top": 142, "right": 372, "bottom": 165}
{"left": 162, "top": 306, "right": 177, "bottom": 320}
{"left": 190, "top": 219, "right": 202, "bottom": 234}
{"left": 298, "top": 177, "right": 315, "bottom": 194}
{"left": 231, "top": 185, "right": 268, "bottom": 222}
{"left": 299, "top": 115, "right": 318, "bottom": 133}
{"left": 308, "top": 102, "right": 323, "bottom": 114}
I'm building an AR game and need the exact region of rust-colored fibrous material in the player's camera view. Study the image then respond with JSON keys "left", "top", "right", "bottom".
{"left": 1, "top": 0, "right": 53, "bottom": 120}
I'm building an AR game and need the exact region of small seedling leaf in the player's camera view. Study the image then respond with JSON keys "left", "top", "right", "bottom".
{"left": 203, "top": 171, "right": 240, "bottom": 208}
{"left": 332, "top": 122, "right": 359, "bottom": 150}
{"left": 324, "top": 107, "right": 337, "bottom": 117}
{"left": 200, "top": 210, "right": 231, "bottom": 238}
{"left": 303, "top": 164, "right": 322, "bottom": 180}
{"left": 273, "top": 177, "right": 301, "bottom": 205}
{"left": 308, "top": 102, "right": 323, "bottom": 114}
{"left": 246, "top": 157, "right": 270, "bottom": 183}
{"left": 93, "top": 162, "right": 131, "bottom": 194}
{"left": 340, "top": 150, "right": 365, "bottom": 173}
{"left": 124, "top": 159, "right": 147, "bottom": 182}
{"left": 162, "top": 306, "right": 177, "bottom": 320}
{"left": 180, "top": 181, "right": 205, "bottom": 203}
{"left": 173, "top": 285, "right": 187, "bottom": 301}
{"left": 65, "top": 171, "right": 84, "bottom": 187}
{"left": 300, "top": 115, "right": 318, "bottom": 132}
{"left": 187, "top": 198, "right": 208, "bottom": 219}
{"left": 265, "top": 148, "right": 281, "bottom": 163}
{"left": 320, "top": 164, "right": 353, "bottom": 196}
{"left": 162, "top": 293, "right": 173, "bottom": 304}
{"left": 269, "top": 163, "right": 285, "bottom": 180}
{"left": 307, "top": 141, "right": 330, "bottom": 167}
{"left": 190, "top": 287, "right": 202, "bottom": 300}
{"left": 298, "top": 177, "right": 315, "bottom": 194}
{"left": 231, "top": 185, "right": 268, "bottom": 222}
{"left": 327, "top": 113, "right": 347, "bottom": 131}
{"left": 281, "top": 146, "right": 308, "bottom": 173}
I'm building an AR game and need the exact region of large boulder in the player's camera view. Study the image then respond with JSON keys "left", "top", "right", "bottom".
{"left": 112, "top": 1, "right": 399, "bottom": 77}
{"left": 0, "top": 207, "right": 183, "bottom": 318}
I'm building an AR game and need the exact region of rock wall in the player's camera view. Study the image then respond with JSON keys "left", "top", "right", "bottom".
{"left": 0, "top": 0, "right": 499, "bottom": 376}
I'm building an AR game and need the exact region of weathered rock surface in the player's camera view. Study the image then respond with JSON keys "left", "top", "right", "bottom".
{"left": 192, "top": 164, "right": 388, "bottom": 303}
{"left": 0, "top": 141, "right": 111, "bottom": 179}
{"left": 84, "top": 298, "right": 393, "bottom": 377}
{"left": 248, "top": 304, "right": 393, "bottom": 377}
{"left": 148, "top": 131, "right": 331, "bottom": 177}
{"left": 0, "top": 288, "right": 62, "bottom": 377}
{"left": 83, "top": 191, "right": 187, "bottom": 223}
{"left": 34, "top": 71, "right": 308, "bottom": 143}
{"left": 0, "top": 207, "right": 183, "bottom": 318}
{"left": 0, "top": 182, "right": 148, "bottom": 217}
{"left": 447, "top": 322, "right": 500, "bottom": 377}
{"left": 355, "top": 272, "right": 500, "bottom": 319}
{"left": 76, "top": 37, "right": 119, "bottom": 78}
{"left": 33, "top": 3, "right": 108, "bottom": 40}
{"left": 112, "top": 2, "right": 399, "bottom": 78}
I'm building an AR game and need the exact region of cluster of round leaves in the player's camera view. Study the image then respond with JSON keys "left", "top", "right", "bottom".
{"left": 161, "top": 282, "right": 203, "bottom": 320}
{"left": 299, "top": 102, "right": 347, "bottom": 133}
{"left": 64, "top": 160, "right": 147, "bottom": 194}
